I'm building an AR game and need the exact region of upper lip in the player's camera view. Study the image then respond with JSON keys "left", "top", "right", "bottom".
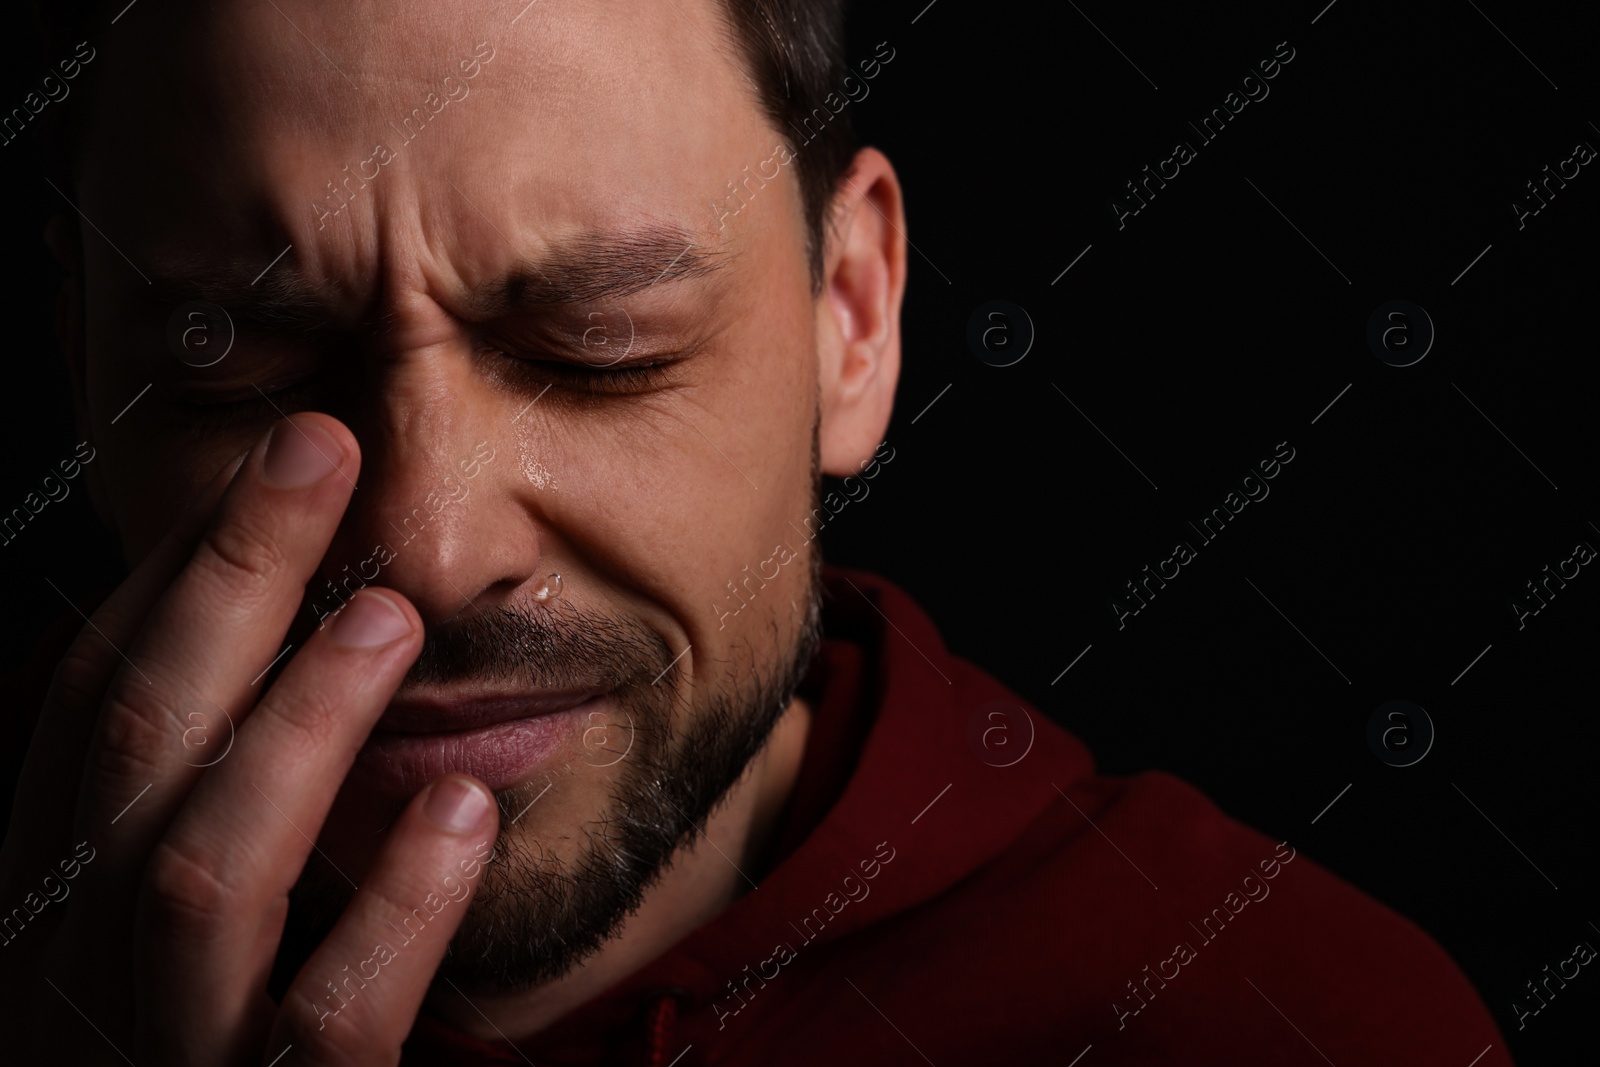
{"left": 376, "top": 688, "right": 605, "bottom": 735}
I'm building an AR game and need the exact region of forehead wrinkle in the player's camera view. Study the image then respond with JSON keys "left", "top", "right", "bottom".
{"left": 144, "top": 219, "right": 739, "bottom": 340}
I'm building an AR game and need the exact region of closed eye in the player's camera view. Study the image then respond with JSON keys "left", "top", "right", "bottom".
{"left": 476, "top": 343, "right": 679, "bottom": 397}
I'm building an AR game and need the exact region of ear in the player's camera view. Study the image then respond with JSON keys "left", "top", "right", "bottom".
{"left": 45, "top": 213, "right": 116, "bottom": 536}
{"left": 815, "top": 147, "right": 906, "bottom": 476}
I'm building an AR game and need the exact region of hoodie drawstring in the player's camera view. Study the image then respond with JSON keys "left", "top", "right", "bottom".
{"left": 645, "top": 989, "right": 681, "bottom": 1067}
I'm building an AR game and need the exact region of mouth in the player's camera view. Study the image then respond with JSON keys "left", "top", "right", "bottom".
{"left": 351, "top": 687, "right": 607, "bottom": 796}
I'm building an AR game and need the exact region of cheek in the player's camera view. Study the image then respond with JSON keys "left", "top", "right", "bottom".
{"left": 542, "top": 401, "right": 813, "bottom": 644}
{"left": 533, "top": 327, "right": 817, "bottom": 670}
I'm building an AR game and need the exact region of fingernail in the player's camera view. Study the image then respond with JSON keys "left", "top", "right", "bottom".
{"left": 424, "top": 777, "right": 492, "bottom": 834}
{"left": 262, "top": 418, "right": 341, "bottom": 488}
{"left": 329, "top": 590, "right": 411, "bottom": 648}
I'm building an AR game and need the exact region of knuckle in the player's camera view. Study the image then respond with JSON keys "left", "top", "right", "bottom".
{"left": 96, "top": 683, "right": 182, "bottom": 770}
{"left": 260, "top": 686, "right": 342, "bottom": 754}
{"left": 196, "top": 513, "right": 288, "bottom": 596}
{"left": 278, "top": 993, "right": 389, "bottom": 1067}
{"left": 48, "top": 646, "right": 109, "bottom": 710}
{"left": 360, "top": 878, "right": 433, "bottom": 933}
{"left": 143, "top": 840, "right": 235, "bottom": 931}
{"left": 49, "top": 593, "right": 147, "bottom": 706}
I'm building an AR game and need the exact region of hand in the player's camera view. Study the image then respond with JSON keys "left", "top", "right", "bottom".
{"left": 0, "top": 413, "right": 501, "bottom": 1065}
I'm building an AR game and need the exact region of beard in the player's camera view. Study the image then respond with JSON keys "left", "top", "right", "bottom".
{"left": 273, "top": 444, "right": 827, "bottom": 996}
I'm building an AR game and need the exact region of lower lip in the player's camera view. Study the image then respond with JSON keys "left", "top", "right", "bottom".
{"left": 352, "top": 700, "right": 599, "bottom": 796}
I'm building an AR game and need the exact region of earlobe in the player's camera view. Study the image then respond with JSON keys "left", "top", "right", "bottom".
{"left": 816, "top": 148, "right": 907, "bottom": 477}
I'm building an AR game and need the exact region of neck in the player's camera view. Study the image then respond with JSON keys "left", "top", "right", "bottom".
{"left": 423, "top": 692, "right": 814, "bottom": 1042}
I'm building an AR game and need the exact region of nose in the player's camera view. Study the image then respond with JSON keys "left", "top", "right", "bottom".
{"left": 315, "top": 366, "right": 539, "bottom": 628}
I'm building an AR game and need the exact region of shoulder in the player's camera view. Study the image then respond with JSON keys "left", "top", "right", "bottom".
{"left": 916, "top": 768, "right": 1514, "bottom": 1064}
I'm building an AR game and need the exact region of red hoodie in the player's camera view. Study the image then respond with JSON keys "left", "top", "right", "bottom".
{"left": 397, "top": 567, "right": 1514, "bottom": 1066}
{"left": 2, "top": 568, "right": 1512, "bottom": 1064}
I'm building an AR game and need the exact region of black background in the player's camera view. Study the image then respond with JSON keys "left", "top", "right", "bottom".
{"left": 2, "top": 2, "right": 1596, "bottom": 1063}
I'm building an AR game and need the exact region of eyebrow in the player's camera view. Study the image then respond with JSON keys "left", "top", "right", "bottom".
{"left": 144, "top": 222, "right": 730, "bottom": 335}
{"left": 468, "top": 224, "right": 730, "bottom": 316}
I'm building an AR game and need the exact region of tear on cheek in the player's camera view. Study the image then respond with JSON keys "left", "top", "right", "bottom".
{"left": 518, "top": 438, "right": 560, "bottom": 490}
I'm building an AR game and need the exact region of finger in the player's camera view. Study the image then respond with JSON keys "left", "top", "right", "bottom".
{"left": 75, "top": 413, "right": 360, "bottom": 875}
{"left": 270, "top": 777, "right": 498, "bottom": 1067}
{"left": 130, "top": 588, "right": 424, "bottom": 1061}
{"left": 1, "top": 449, "right": 246, "bottom": 887}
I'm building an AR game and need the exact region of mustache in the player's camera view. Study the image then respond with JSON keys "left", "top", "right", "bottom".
{"left": 402, "top": 598, "right": 671, "bottom": 691}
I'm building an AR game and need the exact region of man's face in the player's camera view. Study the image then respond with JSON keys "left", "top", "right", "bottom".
{"left": 65, "top": 0, "right": 855, "bottom": 988}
